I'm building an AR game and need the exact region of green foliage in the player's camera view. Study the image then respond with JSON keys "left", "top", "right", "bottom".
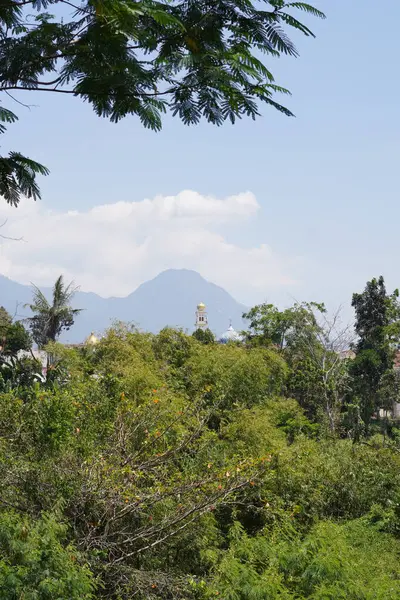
{"left": 0, "top": 107, "right": 49, "bottom": 206}
{"left": 195, "top": 519, "right": 400, "bottom": 599}
{"left": 350, "top": 276, "right": 400, "bottom": 427}
{"left": 0, "top": 0, "right": 324, "bottom": 203}
{"left": 2, "top": 319, "right": 400, "bottom": 599}
{"left": 243, "top": 301, "right": 325, "bottom": 350}
{"left": 0, "top": 511, "right": 95, "bottom": 599}
{"left": 193, "top": 328, "right": 215, "bottom": 345}
{"left": 0, "top": 316, "right": 31, "bottom": 358}
{"left": 1, "top": 321, "right": 31, "bottom": 355}
{"left": 0, "top": 306, "right": 36, "bottom": 390}
{"left": 244, "top": 301, "right": 350, "bottom": 431}
{"left": 186, "top": 344, "right": 287, "bottom": 416}
{"left": 25, "top": 274, "right": 82, "bottom": 348}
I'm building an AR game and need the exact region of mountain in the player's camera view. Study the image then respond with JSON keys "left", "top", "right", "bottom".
{"left": 0, "top": 269, "right": 248, "bottom": 343}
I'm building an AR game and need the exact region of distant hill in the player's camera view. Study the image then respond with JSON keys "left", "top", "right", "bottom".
{"left": 0, "top": 269, "right": 248, "bottom": 343}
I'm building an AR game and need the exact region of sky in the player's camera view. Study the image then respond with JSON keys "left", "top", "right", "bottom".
{"left": 0, "top": 0, "right": 400, "bottom": 319}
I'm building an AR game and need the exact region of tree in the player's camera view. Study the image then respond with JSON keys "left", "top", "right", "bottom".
{"left": 286, "top": 307, "right": 352, "bottom": 431}
{"left": 0, "top": 305, "right": 31, "bottom": 359}
{"left": 4, "top": 321, "right": 400, "bottom": 598}
{"left": 350, "top": 276, "right": 400, "bottom": 428}
{"left": 0, "top": 511, "right": 95, "bottom": 600}
{"left": 243, "top": 301, "right": 325, "bottom": 350}
{"left": 192, "top": 328, "right": 215, "bottom": 345}
{"left": 25, "top": 275, "right": 82, "bottom": 348}
{"left": 0, "top": 306, "right": 34, "bottom": 389}
{"left": 244, "top": 302, "right": 352, "bottom": 429}
{"left": 0, "top": 305, "right": 11, "bottom": 326}
{"left": 0, "top": 1, "right": 325, "bottom": 204}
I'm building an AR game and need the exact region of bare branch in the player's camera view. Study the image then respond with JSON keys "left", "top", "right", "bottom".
{"left": 0, "top": 219, "right": 25, "bottom": 242}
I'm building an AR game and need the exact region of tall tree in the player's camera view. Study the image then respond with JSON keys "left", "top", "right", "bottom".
{"left": 243, "top": 301, "right": 325, "bottom": 350}
{"left": 0, "top": 1, "right": 325, "bottom": 204}
{"left": 25, "top": 275, "right": 82, "bottom": 348}
{"left": 0, "top": 305, "right": 31, "bottom": 358}
{"left": 350, "top": 276, "right": 400, "bottom": 428}
{"left": 192, "top": 327, "right": 215, "bottom": 345}
{"left": 0, "top": 306, "right": 37, "bottom": 390}
{"left": 287, "top": 307, "right": 352, "bottom": 431}
{"left": 244, "top": 302, "right": 352, "bottom": 429}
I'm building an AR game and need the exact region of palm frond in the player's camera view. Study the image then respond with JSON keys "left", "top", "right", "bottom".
{"left": 25, "top": 284, "right": 50, "bottom": 312}
{"left": 279, "top": 13, "right": 316, "bottom": 37}
{"left": 9, "top": 153, "right": 50, "bottom": 177}
{"left": 0, "top": 107, "right": 18, "bottom": 124}
{"left": 0, "top": 152, "right": 49, "bottom": 206}
{"left": 286, "top": 3, "right": 326, "bottom": 19}
{"left": 26, "top": 275, "right": 82, "bottom": 346}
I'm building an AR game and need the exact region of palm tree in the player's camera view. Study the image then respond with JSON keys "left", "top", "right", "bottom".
{"left": 25, "top": 275, "right": 82, "bottom": 348}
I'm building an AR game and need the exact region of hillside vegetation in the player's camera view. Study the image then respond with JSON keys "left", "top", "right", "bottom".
{"left": 1, "top": 276, "right": 400, "bottom": 598}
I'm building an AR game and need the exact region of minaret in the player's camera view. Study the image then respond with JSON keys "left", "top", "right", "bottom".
{"left": 195, "top": 302, "right": 208, "bottom": 329}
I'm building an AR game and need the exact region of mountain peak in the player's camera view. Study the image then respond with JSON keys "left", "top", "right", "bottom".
{"left": 0, "top": 270, "right": 247, "bottom": 342}
{"left": 150, "top": 268, "right": 209, "bottom": 283}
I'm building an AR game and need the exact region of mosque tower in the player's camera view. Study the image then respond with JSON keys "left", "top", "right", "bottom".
{"left": 195, "top": 302, "right": 208, "bottom": 329}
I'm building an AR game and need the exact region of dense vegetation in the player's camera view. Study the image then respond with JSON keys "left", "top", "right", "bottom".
{"left": 2, "top": 275, "right": 400, "bottom": 598}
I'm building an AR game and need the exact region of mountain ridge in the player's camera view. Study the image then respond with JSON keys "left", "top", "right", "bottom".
{"left": 0, "top": 269, "right": 248, "bottom": 343}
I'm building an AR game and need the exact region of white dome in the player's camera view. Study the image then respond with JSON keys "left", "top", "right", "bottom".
{"left": 85, "top": 332, "right": 99, "bottom": 346}
{"left": 218, "top": 325, "right": 243, "bottom": 344}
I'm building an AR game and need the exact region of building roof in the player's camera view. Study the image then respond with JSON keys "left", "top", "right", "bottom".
{"left": 85, "top": 332, "right": 99, "bottom": 346}
{"left": 218, "top": 324, "right": 243, "bottom": 344}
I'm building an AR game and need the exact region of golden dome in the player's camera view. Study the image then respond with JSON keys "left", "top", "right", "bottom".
{"left": 197, "top": 302, "right": 206, "bottom": 312}
{"left": 85, "top": 332, "right": 99, "bottom": 346}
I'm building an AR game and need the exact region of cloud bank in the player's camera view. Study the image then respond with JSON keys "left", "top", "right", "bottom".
{"left": 0, "top": 190, "right": 300, "bottom": 304}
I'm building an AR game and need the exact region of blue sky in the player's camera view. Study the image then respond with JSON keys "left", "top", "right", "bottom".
{"left": 1, "top": 0, "right": 399, "bottom": 318}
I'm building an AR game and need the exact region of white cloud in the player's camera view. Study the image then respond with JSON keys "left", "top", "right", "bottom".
{"left": 0, "top": 190, "right": 300, "bottom": 304}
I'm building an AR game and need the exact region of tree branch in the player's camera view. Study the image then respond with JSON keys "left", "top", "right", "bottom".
{"left": 0, "top": 85, "right": 173, "bottom": 98}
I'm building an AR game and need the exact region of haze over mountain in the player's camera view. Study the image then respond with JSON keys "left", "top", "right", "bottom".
{"left": 0, "top": 269, "right": 248, "bottom": 343}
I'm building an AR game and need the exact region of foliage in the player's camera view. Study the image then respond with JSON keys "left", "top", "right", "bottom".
{"left": 25, "top": 274, "right": 82, "bottom": 348}
{"left": 243, "top": 301, "right": 325, "bottom": 350}
{"left": 0, "top": 307, "right": 31, "bottom": 357}
{"left": 4, "top": 283, "right": 400, "bottom": 599}
{"left": 0, "top": 306, "right": 36, "bottom": 390}
{"left": 0, "top": 1, "right": 324, "bottom": 203}
{"left": 197, "top": 519, "right": 400, "bottom": 599}
{"left": 0, "top": 511, "right": 95, "bottom": 599}
{"left": 350, "top": 276, "right": 400, "bottom": 427}
{"left": 0, "top": 107, "right": 49, "bottom": 206}
{"left": 244, "top": 302, "right": 351, "bottom": 430}
{"left": 193, "top": 328, "right": 215, "bottom": 345}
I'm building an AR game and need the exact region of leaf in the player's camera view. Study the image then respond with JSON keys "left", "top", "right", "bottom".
{"left": 279, "top": 13, "right": 316, "bottom": 37}
{"left": 0, "top": 107, "right": 18, "bottom": 124}
{"left": 287, "top": 3, "right": 326, "bottom": 19}
{"left": 144, "top": 8, "right": 185, "bottom": 32}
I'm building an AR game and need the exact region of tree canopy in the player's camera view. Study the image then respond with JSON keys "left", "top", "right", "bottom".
{"left": 25, "top": 275, "right": 82, "bottom": 348}
{"left": 0, "top": 0, "right": 325, "bottom": 204}
{"left": 350, "top": 277, "right": 400, "bottom": 428}
{"left": 5, "top": 274, "right": 400, "bottom": 598}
